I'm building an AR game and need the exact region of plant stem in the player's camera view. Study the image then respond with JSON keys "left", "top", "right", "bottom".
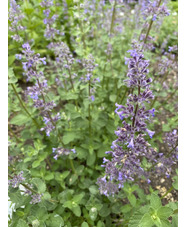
{"left": 88, "top": 80, "right": 92, "bottom": 137}
{"left": 8, "top": 125, "right": 22, "bottom": 143}
{"left": 10, "top": 83, "right": 41, "bottom": 129}
{"left": 69, "top": 159, "right": 76, "bottom": 174}
{"left": 161, "top": 186, "right": 174, "bottom": 199}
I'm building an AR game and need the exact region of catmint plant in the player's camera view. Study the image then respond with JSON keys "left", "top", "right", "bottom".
{"left": 8, "top": 0, "right": 26, "bottom": 42}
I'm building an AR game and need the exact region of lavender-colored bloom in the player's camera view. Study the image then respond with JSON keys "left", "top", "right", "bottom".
{"left": 52, "top": 147, "right": 76, "bottom": 160}
{"left": 30, "top": 194, "right": 43, "bottom": 204}
{"left": 146, "top": 129, "right": 155, "bottom": 138}
{"left": 97, "top": 42, "right": 174, "bottom": 196}
{"left": 17, "top": 43, "right": 60, "bottom": 136}
{"left": 9, "top": 171, "right": 25, "bottom": 188}
{"left": 9, "top": 0, "right": 26, "bottom": 42}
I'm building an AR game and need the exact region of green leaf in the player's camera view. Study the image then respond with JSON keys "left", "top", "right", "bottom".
{"left": 46, "top": 214, "right": 64, "bottom": 227}
{"left": 8, "top": 55, "right": 15, "bottom": 66}
{"left": 68, "top": 174, "right": 78, "bottom": 185}
{"left": 139, "top": 213, "right": 154, "bottom": 227}
{"left": 86, "top": 196, "right": 103, "bottom": 211}
{"left": 157, "top": 207, "right": 173, "bottom": 220}
{"left": 32, "top": 160, "right": 41, "bottom": 168}
{"left": 62, "top": 132, "right": 80, "bottom": 145}
{"left": 32, "top": 178, "right": 46, "bottom": 193}
{"left": 161, "top": 219, "right": 171, "bottom": 227}
{"left": 99, "top": 204, "right": 111, "bottom": 217}
{"left": 45, "top": 172, "right": 54, "bottom": 181}
{"left": 16, "top": 219, "right": 29, "bottom": 227}
{"left": 10, "top": 114, "right": 30, "bottom": 126}
{"left": 73, "top": 192, "right": 85, "bottom": 204}
{"left": 87, "top": 152, "right": 96, "bottom": 166}
{"left": 150, "top": 193, "right": 162, "bottom": 210}
{"left": 128, "top": 194, "right": 137, "bottom": 207}
{"left": 171, "top": 214, "right": 178, "bottom": 227}
{"left": 89, "top": 207, "right": 98, "bottom": 221}
{"left": 72, "top": 205, "right": 81, "bottom": 217}
{"left": 81, "top": 222, "right": 89, "bottom": 227}
{"left": 8, "top": 67, "right": 18, "bottom": 84}
{"left": 109, "top": 94, "right": 117, "bottom": 102}
{"left": 97, "top": 220, "right": 105, "bottom": 227}
{"left": 121, "top": 204, "right": 132, "bottom": 214}
{"left": 30, "top": 206, "right": 48, "bottom": 221}
{"left": 89, "top": 185, "right": 98, "bottom": 195}
{"left": 128, "top": 211, "right": 144, "bottom": 227}
{"left": 172, "top": 175, "right": 178, "bottom": 190}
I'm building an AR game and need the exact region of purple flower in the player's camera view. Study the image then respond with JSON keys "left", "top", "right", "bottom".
{"left": 146, "top": 129, "right": 155, "bottom": 138}
{"left": 128, "top": 138, "right": 134, "bottom": 149}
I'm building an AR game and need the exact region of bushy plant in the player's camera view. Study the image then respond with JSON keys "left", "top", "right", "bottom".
{"left": 8, "top": 0, "right": 178, "bottom": 226}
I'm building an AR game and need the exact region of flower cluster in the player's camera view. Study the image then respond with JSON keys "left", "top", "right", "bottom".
{"left": 40, "top": 0, "right": 60, "bottom": 39}
{"left": 19, "top": 43, "right": 60, "bottom": 136}
{"left": 48, "top": 42, "right": 77, "bottom": 88}
{"left": 141, "top": 0, "right": 170, "bottom": 21}
{"left": 8, "top": 0, "right": 26, "bottom": 42}
{"left": 30, "top": 193, "right": 43, "bottom": 204}
{"left": 52, "top": 147, "right": 76, "bottom": 160}
{"left": 97, "top": 43, "right": 166, "bottom": 196}
{"left": 81, "top": 54, "right": 100, "bottom": 101}
{"left": 8, "top": 171, "right": 25, "bottom": 188}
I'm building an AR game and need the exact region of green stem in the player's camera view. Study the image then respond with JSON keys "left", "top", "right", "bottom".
{"left": 10, "top": 83, "right": 41, "bottom": 129}
{"left": 8, "top": 125, "right": 22, "bottom": 143}
{"left": 161, "top": 186, "right": 174, "bottom": 199}
{"left": 88, "top": 80, "right": 92, "bottom": 137}
{"left": 69, "top": 159, "right": 76, "bottom": 174}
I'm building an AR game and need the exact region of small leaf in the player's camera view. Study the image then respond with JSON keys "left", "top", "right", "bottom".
{"left": 139, "top": 213, "right": 154, "bottom": 227}
{"left": 81, "top": 222, "right": 89, "bottom": 227}
{"left": 128, "top": 194, "right": 136, "bottom": 207}
{"left": 150, "top": 193, "right": 162, "bottom": 210}
{"left": 72, "top": 205, "right": 81, "bottom": 217}
{"left": 32, "top": 178, "right": 46, "bottom": 193}
{"left": 32, "top": 160, "right": 41, "bottom": 168}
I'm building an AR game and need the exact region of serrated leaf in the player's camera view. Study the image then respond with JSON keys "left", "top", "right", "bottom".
{"left": 46, "top": 214, "right": 64, "bottom": 227}
{"left": 121, "top": 204, "right": 132, "bottom": 214}
{"left": 139, "top": 213, "right": 154, "bottom": 227}
{"left": 16, "top": 219, "right": 29, "bottom": 227}
{"left": 62, "top": 132, "right": 79, "bottom": 145}
{"left": 99, "top": 204, "right": 110, "bottom": 217}
{"left": 150, "top": 193, "right": 162, "bottom": 210}
{"left": 128, "top": 194, "right": 137, "bottom": 207}
{"left": 157, "top": 207, "right": 173, "bottom": 220}
{"left": 32, "top": 178, "right": 46, "bottom": 193}
{"left": 10, "top": 114, "right": 30, "bottom": 126}
{"left": 128, "top": 211, "right": 144, "bottom": 227}
{"left": 171, "top": 214, "right": 178, "bottom": 227}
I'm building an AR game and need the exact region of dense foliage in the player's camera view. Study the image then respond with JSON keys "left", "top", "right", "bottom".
{"left": 8, "top": 0, "right": 178, "bottom": 226}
